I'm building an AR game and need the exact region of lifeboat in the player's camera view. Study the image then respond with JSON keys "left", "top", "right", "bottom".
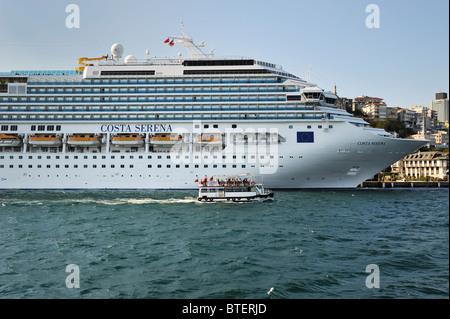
{"left": 28, "top": 135, "right": 62, "bottom": 147}
{"left": 67, "top": 135, "right": 101, "bottom": 147}
{"left": 150, "top": 134, "right": 182, "bottom": 146}
{"left": 111, "top": 135, "right": 144, "bottom": 147}
{"left": 199, "top": 135, "right": 222, "bottom": 145}
{"left": 0, "top": 134, "right": 22, "bottom": 147}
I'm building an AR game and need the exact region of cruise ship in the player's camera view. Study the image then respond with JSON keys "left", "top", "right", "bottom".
{"left": 0, "top": 30, "right": 427, "bottom": 189}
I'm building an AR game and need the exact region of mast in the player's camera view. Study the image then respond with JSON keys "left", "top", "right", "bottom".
{"left": 168, "top": 21, "right": 215, "bottom": 59}
{"left": 422, "top": 106, "right": 426, "bottom": 140}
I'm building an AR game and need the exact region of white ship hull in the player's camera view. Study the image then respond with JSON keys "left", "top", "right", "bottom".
{"left": 0, "top": 120, "right": 426, "bottom": 189}
{"left": 0, "top": 38, "right": 428, "bottom": 189}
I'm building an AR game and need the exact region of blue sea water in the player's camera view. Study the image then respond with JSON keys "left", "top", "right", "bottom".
{"left": 0, "top": 188, "right": 448, "bottom": 299}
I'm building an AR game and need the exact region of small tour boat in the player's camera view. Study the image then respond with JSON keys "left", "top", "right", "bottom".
{"left": 0, "top": 134, "right": 22, "bottom": 147}
{"left": 197, "top": 174, "right": 274, "bottom": 202}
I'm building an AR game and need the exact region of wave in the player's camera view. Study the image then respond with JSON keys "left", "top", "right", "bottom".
{"left": 1, "top": 197, "right": 198, "bottom": 206}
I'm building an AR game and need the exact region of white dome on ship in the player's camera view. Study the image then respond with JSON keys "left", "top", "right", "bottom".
{"left": 111, "top": 43, "right": 124, "bottom": 58}
{"left": 124, "top": 55, "right": 138, "bottom": 64}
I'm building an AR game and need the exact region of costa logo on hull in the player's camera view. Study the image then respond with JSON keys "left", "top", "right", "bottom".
{"left": 100, "top": 124, "right": 173, "bottom": 133}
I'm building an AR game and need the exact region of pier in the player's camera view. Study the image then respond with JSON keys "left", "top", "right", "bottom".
{"left": 359, "top": 181, "right": 449, "bottom": 188}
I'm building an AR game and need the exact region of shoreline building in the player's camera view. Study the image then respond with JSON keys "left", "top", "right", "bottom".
{"left": 391, "top": 151, "right": 449, "bottom": 180}
{"left": 431, "top": 92, "right": 449, "bottom": 123}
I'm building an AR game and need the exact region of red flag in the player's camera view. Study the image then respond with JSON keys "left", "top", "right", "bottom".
{"left": 164, "top": 38, "right": 170, "bottom": 43}
{"left": 194, "top": 179, "right": 198, "bottom": 183}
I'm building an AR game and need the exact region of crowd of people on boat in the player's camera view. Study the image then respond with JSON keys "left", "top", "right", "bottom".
{"left": 198, "top": 176, "right": 255, "bottom": 187}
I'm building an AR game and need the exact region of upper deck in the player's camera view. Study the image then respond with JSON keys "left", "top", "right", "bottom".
{"left": 0, "top": 33, "right": 347, "bottom": 125}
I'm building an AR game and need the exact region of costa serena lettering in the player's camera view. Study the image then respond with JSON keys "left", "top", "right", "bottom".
{"left": 357, "top": 141, "right": 386, "bottom": 146}
{"left": 100, "top": 124, "right": 173, "bottom": 133}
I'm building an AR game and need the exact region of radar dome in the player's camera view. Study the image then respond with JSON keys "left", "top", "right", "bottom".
{"left": 111, "top": 43, "right": 124, "bottom": 59}
{"left": 124, "top": 55, "right": 138, "bottom": 64}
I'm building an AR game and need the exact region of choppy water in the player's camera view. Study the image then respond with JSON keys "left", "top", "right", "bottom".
{"left": 0, "top": 188, "right": 448, "bottom": 299}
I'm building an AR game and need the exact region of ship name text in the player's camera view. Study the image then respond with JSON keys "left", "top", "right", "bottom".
{"left": 357, "top": 141, "right": 386, "bottom": 146}
{"left": 100, "top": 124, "right": 173, "bottom": 133}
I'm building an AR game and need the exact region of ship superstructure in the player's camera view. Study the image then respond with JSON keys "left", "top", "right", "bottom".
{"left": 0, "top": 30, "right": 427, "bottom": 189}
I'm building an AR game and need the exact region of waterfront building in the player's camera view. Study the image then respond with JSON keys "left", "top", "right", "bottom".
{"left": 391, "top": 151, "right": 449, "bottom": 180}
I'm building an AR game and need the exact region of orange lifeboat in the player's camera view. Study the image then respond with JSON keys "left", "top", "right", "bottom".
{"left": 150, "top": 134, "right": 182, "bottom": 146}
{"left": 199, "top": 135, "right": 222, "bottom": 145}
{"left": 111, "top": 135, "right": 144, "bottom": 147}
{"left": 67, "top": 135, "right": 101, "bottom": 147}
{"left": 0, "top": 134, "right": 22, "bottom": 147}
{"left": 28, "top": 135, "right": 62, "bottom": 147}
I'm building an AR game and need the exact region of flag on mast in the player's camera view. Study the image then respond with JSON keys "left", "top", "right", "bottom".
{"left": 169, "top": 39, "right": 175, "bottom": 47}
{"left": 164, "top": 38, "right": 170, "bottom": 43}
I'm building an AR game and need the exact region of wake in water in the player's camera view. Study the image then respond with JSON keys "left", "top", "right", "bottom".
{"left": 1, "top": 197, "right": 198, "bottom": 206}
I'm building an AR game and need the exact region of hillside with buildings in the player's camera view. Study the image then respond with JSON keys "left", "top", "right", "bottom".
{"left": 337, "top": 92, "right": 449, "bottom": 182}
{"left": 338, "top": 92, "right": 449, "bottom": 147}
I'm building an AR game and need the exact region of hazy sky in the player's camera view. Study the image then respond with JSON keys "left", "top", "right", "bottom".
{"left": 0, "top": 0, "right": 448, "bottom": 107}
